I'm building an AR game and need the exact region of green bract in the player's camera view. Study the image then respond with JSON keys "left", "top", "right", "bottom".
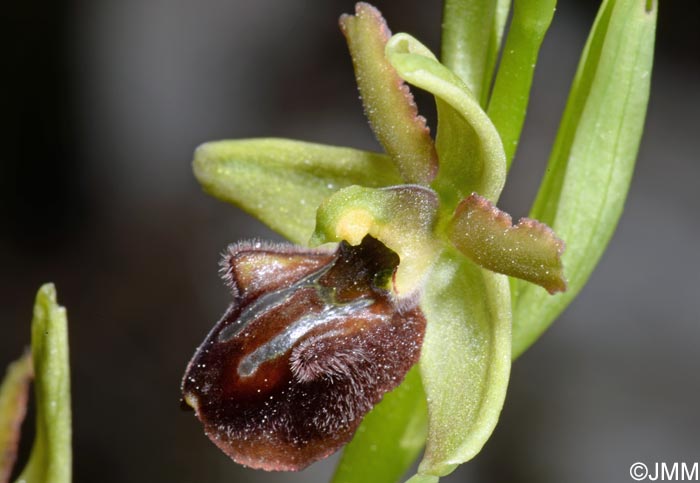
{"left": 487, "top": 0, "right": 556, "bottom": 166}
{"left": 0, "top": 284, "right": 72, "bottom": 483}
{"left": 17, "top": 284, "right": 72, "bottom": 483}
{"left": 511, "top": 0, "right": 657, "bottom": 357}
{"left": 441, "top": 0, "right": 511, "bottom": 106}
{"left": 192, "top": 0, "right": 656, "bottom": 481}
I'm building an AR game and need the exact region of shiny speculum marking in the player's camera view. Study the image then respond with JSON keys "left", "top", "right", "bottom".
{"left": 217, "top": 260, "right": 337, "bottom": 344}
{"left": 181, "top": 236, "right": 426, "bottom": 471}
{"left": 237, "top": 297, "right": 374, "bottom": 378}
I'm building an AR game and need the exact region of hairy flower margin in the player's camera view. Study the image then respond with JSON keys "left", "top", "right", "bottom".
{"left": 186, "top": 1, "right": 656, "bottom": 482}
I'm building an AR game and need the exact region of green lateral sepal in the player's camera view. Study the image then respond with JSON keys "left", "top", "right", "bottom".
{"left": 193, "top": 138, "right": 402, "bottom": 245}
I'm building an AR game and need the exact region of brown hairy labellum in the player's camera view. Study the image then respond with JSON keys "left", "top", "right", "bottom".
{"left": 181, "top": 236, "right": 426, "bottom": 471}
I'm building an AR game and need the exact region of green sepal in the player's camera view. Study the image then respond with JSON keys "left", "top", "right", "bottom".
{"left": 448, "top": 193, "right": 566, "bottom": 294}
{"left": 331, "top": 366, "right": 427, "bottom": 483}
{"left": 311, "top": 184, "right": 440, "bottom": 295}
{"left": 512, "top": 0, "right": 657, "bottom": 357}
{"left": 193, "top": 138, "right": 402, "bottom": 245}
{"left": 414, "top": 250, "right": 511, "bottom": 478}
{"left": 385, "top": 34, "right": 506, "bottom": 209}
{"left": 487, "top": 0, "right": 557, "bottom": 167}
{"left": 16, "top": 284, "right": 72, "bottom": 483}
{"left": 340, "top": 3, "right": 438, "bottom": 185}
{"left": 0, "top": 353, "right": 32, "bottom": 483}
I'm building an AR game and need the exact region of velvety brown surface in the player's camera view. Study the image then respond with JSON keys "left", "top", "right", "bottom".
{"left": 182, "top": 237, "right": 425, "bottom": 470}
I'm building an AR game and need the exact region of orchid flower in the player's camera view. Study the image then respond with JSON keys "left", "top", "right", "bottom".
{"left": 181, "top": 1, "right": 656, "bottom": 482}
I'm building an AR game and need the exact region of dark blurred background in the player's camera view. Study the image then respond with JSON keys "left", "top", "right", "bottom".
{"left": 1, "top": 1, "right": 698, "bottom": 482}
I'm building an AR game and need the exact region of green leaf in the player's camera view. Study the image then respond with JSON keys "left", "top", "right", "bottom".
{"left": 193, "top": 138, "right": 403, "bottom": 245}
{"left": 448, "top": 193, "right": 566, "bottom": 294}
{"left": 487, "top": 0, "right": 557, "bottom": 167}
{"left": 16, "top": 284, "right": 72, "bottom": 483}
{"left": 311, "top": 185, "right": 440, "bottom": 295}
{"left": 331, "top": 367, "right": 427, "bottom": 483}
{"left": 385, "top": 34, "right": 506, "bottom": 209}
{"left": 0, "top": 353, "right": 32, "bottom": 483}
{"left": 440, "top": 0, "right": 512, "bottom": 106}
{"left": 414, "top": 250, "right": 511, "bottom": 478}
{"left": 340, "top": 3, "right": 438, "bottom": 185}
{"left": 512, "top": 0, "right": 657, "bottom": 358}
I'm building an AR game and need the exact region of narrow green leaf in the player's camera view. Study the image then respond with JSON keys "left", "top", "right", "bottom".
{"left": 0, "top": 353, "right": 32, "bottom": 483}
{"left": 16, "top": 284, "right": 72, "bottom": 483}
{"left": 311, "top": 185, "right": 440, "bottom": 295}
{"left": 512, "top": 0, "right": 657, "bottom": 358}
{"left": 340, "top": 3, "right": 438, "bottom": 185}
{"left": 331, "top": 367, "right": 427, "bottom": 483}
{"left": 487, "top": 0, "right": 557, "bottom": 167}
{"left": 448, "top": 193, "right": 566, "bottom": 294}
{"left": 441, "top": 0, "right": 511, "bottom": 106}
{"left": 385, "top": 34, "right": 506, "bottom": 209}
{"left": 415, "top": 250, "right": 511, "bottom": 477}
{"left": 193, "top": 138, "right": 402, "bottom": 245}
